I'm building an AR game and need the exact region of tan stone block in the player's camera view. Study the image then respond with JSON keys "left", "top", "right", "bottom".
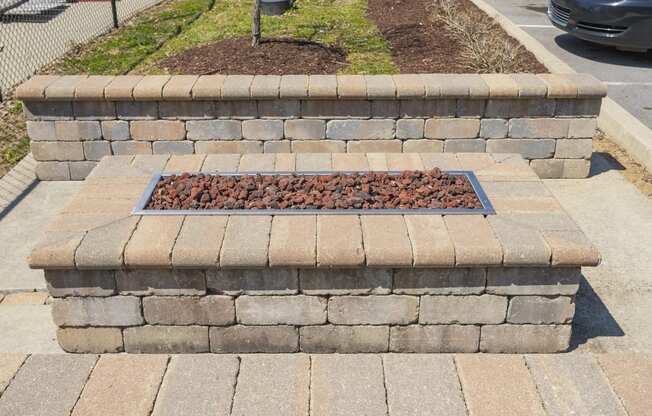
{"left": 317, "top": 215, "right": 364, "bottom": 267}
{"left": 249, "top": 75, "right": 281, "bottom": 98}
{"left": 152, "top": 140, "right": 194, "bottom": 155}
{"left": 104, "top": 75, "right": 143, "bottom": 100}
{"left": 29, "top": 232, "right": 84, "bottom": 268}
{"left": 420, "top": 152, "right": 461, "bottom": 170}
{"left": 130, "top": 120, "right": 185, "bottom": 141}
{"left": 332, "top": 153, "right": 369, "bottom": 171}
{"left": 404, "top": 215, "right": 455, "bottom": 266}
{"left": 488, "top": 216, "right": 552, "bottom": 266}
{"left": 507, "top": 296, "right": 575, "bottom": 324}
{"left": 111, "top": 140, "right": 152, "bottom": 155}
{"left": 220, "top": 216, "right": 272, "bottom": 267}
{"left": 242, "top": 119, "right": 283, "bottom": 140}
{"left": 75, "top": 216, "right": 140, "bottom": 269}
{"left": 486, "top": 267, "right": 581, "bottom": 296}
{"left": 31, "top": 141, "right": 84, "bottom": 161}
{"left": 195, "top": 140, "right": 262, "bottom": 154}
{"left": 124, "top": 216, "right": 183, "bottom": 268}
{"left": 236, "top": 295, "right": 326, "bottom": 325}
{"left": 337, "top": 74, "right": 366, "bottom": 98}
{"left": 280, "top": 74, "right": 309, "bottom": 98}
{"left": 481, "top": 73, "right": 520, "bottom": 97}
{"left": 328, "top": 295, "right": 418, "bottom": 325}
{"left": 143, "top": 295, "right": 234, "bottom": 325}
{"left": 159, "top": 75, "right": 198, "bottom": 100}
{"left": 396, "top": 119, "right": 425, "bottom": 139}
{"left": 361, "top": 215, "right": 413, "bottom": 266}
{"left": 568, "top": 118, "right": 598, "bottom": 138}
{"left": 54, "top": 120, "right": 102, "bottom": 141}
{"left": 295, "top": 153, "right": 331, "bottom": 171}
{"left": 45, "top": 75, "right": 87, "bottom": 100}
{"left": 237, "top": 153, "right": 275, "bottom": 171}
{"left": 132, "top": 75, "right": 170, "bottom": 100}
{"left": 292, "top": 140, "right": 345, "bottom": 153}
{"left": 172, "top": 216, "right": 227, "bottom": 268}
{"left": 308, "top": 75, "right": 337, "bottom": 98}
{"left": 15, "top": 75, "right": 60, "bottom": 99}
{"left": 164, "top": 154, "right": 205, "bottom": 172}
{"left": 72, "top": 355, "right": 167, "bottom": 415}
{"left": 456, "top": 355, "right": 546, "bottom": 415}
{"left": 425, "top": 118, "right": 480, "bottom": 139}
{"left": 300, "top": 325, "right": 389, "bottom": 353}
{"left": 597, "top": 353, "right": 652, "bottom": 416}
{"left": 57, "top": 328, "right": 123, "bottom": 353}
{"left": 191, "top": 74, "right": 226, "bottom": 99}
{"left": 564, "top": 73, "right": 608, "bottom": 97}
{"left": 347, "top": 140, "right": 402, "bottom": 153}
{"left": 364, "top": 75, "right": 396, "bottom": 98}
{"left": 26, "top": 120, "right": 56, "bottom": 141}
{"left": 200, "top": 153, "right": 240, "bottom": 172}
{"left": 274, "top": 152, "right": 295, "bottom": 170}
{"left": 420, "top": 295, "right": 507, "bottom": 324}
{"left": 269, "top": 216, "right": 316, "bottom": 267}
{"left": 284, "top": 119, "right": 325, "bottom": 139}
{"left": 542, "top": 230, "right": 601, "bottom": 266}
{"left": 210, "top": 326, "right": 298, "bottom": 353}
{"left": 263, "top": 140, "right": 291, "bottom": 153}
{"left": 386, "top": 152, "right": 424, "bottom": 170}
{"left": 390, "top": 325, "right": 479, "bottom": 352}
{"left": 480, "top": 324, "right": 571, "bottom": 353}
{"left": 52, "top": 296, "right": 143, "bottom": 327}
{"left": 74, "top": 76, "right": 114, "bottom": 99}
{"left": 123, "top": 325, "right": 209, "bottom": 353}
{"left": 510, "top": 73, "right": 548, "bottom": 97}
{"left": 326, "top": 119, "right": 395, "bottom": 140}
{"left": 393, "top": 74, "right": 425, "bottom": 98}
{"left": 444, "top": 216, "right": 503, "bottom": 266}
{"left": 538, "top": 73, "right": 578, "bottom": 98}
{"left": 561, "top": 158, "right": 591, "bottom": 178}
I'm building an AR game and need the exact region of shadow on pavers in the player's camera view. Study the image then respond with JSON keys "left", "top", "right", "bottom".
{"left": 569, "top": 275, "right": 624, "bottom": 351}
{"left": 588, "top": 152, "right": 625, "bottom": 178}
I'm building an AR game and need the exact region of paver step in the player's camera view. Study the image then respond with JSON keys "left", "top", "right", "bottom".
{"left": 0, "top": 353, "right": 648, "bottom": 415}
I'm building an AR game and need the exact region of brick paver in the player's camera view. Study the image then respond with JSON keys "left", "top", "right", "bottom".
{"left": 597, "top": 353, "right": 652, "bottom": 416}
{"left": 231, "top": 355, "right": 309, "bottom": 416}
{"left": 152, "top": 355, "right": 239, "bottom": 416}
{"left": 0, "top": 354, "right": 97, "bottom": 416}
{"left": 311, "top": 355, "right": 387, "bottom": 416}
{"left": 72, "top": 355, "right": 168, "bottom": 416}
{"left": 0, "top": 354, "right": 26, "bottom": 394}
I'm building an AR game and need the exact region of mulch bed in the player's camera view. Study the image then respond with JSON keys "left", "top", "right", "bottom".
{"left": 145, "top": 169, "right": 483, "bottom": 211}
{"left": 367, "top": 0, "right": 547, "bottom": 73}
{"left": 159, "top": 37, "right": 346, "bottom": 75}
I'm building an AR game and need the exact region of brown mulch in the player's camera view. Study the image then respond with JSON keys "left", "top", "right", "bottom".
{"left": 159, "top": 37, "right": 346, "bottom": 75}
{"left": 367, "top": 0, "right": 547, "bottom": 73}
{"left": 145, "top": 169, "right": 483, "bottom": 211}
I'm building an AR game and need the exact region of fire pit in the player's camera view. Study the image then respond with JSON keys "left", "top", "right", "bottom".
{"left": 134, "top": 169, "right": 494, "bottom": 215}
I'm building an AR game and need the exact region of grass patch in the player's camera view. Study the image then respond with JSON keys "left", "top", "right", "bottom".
{"left": 134, "top": 0, "right": 397, "bottom": 74}
{"left": 50, "top": 0, "right": 214, "bottom": 75}
{"left": 0, "top": 101, "right": 29, "bottom": 176}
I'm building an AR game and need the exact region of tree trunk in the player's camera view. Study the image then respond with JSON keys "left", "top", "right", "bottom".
{"left": 252, "top": 0, "right": 261, "bottom": 47}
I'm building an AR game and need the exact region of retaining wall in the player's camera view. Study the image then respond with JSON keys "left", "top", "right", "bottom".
{"left": 16, "top": 74, "right": 607, "bottom": 180}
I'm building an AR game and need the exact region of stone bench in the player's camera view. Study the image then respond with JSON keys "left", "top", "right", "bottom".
{"left": 29, "top": 152, "right": 600, "bottom": 354}
{"left": 16, "top": 74, "right": 607, "bottom": 180}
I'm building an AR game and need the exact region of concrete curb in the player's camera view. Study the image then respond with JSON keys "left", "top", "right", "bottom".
{"left": 0, "top": 154, "right": 38, "bottom": 219}
{"left": 470, "top": 0, "right": 652, "bottom": 174}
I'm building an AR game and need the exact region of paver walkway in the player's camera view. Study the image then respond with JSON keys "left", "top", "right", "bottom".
{"left": 0, "top": 352, "right": 650, "bottom": 416}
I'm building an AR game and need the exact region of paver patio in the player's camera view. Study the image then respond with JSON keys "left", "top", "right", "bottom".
{"left": 0, "top": 352, "right": 649, "bottom": 416}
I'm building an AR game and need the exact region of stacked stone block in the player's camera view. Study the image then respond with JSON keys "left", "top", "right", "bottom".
{"left": 46, "top": 267, "right": 579, "bottom": 354}
{"left": 16, "top": 73, "right": 607, "bottom": 180}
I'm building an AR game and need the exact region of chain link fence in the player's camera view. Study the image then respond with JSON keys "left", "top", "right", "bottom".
{"left": 0, "top": 0, "right": 162, "bottom": 99}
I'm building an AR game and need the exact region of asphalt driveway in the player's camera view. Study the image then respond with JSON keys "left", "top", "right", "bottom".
{"left": 482, "top": 0, "right": 652, "bottom": 130}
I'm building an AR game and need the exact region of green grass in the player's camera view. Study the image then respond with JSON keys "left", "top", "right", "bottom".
{"left": 0, "top": 101, "right": 29, "bottom": 174}
{"left": 55, "top": 0, "right": 214, "bottom": 75}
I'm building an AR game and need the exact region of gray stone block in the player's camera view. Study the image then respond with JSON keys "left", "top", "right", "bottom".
{"left": 507, "top": 296, "right": 575, "bottom": 324}
{"left": 45, "top": 270, "right": 116, "bottom": 297}
{"left": 390, "top": 325, "right": 480, "bottom": 352}
{"left": 159, "top": 101, "right": 214, "bottom": 119}
{"left": 371, "top": 100, "right": 399, "bottom": 118}
{"left": 457, "top": 99, "right": 486, "bottom": 117}
{"left": 143, "top": 295, "right": 235, "bottom": 325}
{"left": 480, "top": 119, "right": 508, "bottom": 139}
{"left": 236, "top": 295, "right": 326, "bottom": 325}
{"left": 284, "top": 119, "right": 325, "bottom": 140}
{"left": 116, "top": 101, "right": 159, "bottom": 119}
{"left": 299, "top": 268, "right": 391, "bottom": 295}
{"left": 328, "top": 295, "right": 418, "bottom": 325}
{"left": 73, "top": 101, "right": 116, "bottom": 120}
{"left": 486, "top": 139, "right": 556, "bottom": 159}
{"left": 35, "top": 161, "right": 70, "bottom": 180}
{"left": 26, "top": 121, "right": 56, "bottom": 141}
{"left": 101, "top": 120, "right": 130, "bottom": 141}
{"left": 301, "top": 100, "right": 370, "bottom": 119}
{"left": 210, "top": 325, "right": 298, "bottom": 353}
{"left": 258, "top": 99, "right": 300, "bottom": 118}
{"left": 444, "top": 139, "right": 486, "bottom": 153}
{"left": 111, "top": 140, "right": 152, "bottom": 155}
{"left": 242, "top": 119, "right": 284, "bottom": 140}
{"left": 152, "top": 141, "right": 194, "bottom": 155}
{"left": 419, "top": 295, "right": 508, "bottom": 324}
{"left": 69, "top": 161, "right": 97, "bottom": 180}
{"left": 393, "top": 268, "right": 486, "bottom": 295}
{"left": 123, "top": 325, "right": 209, "bottom": 353}
{"left": 300, "top": 325, "right": 389, "bottom": 353}
{"left": 55, "top": 121, "right": 102, "bottom": 141}
{"left": 326, "top": 119, "right": 395, "bottom": 140}
{"left": 51, "top": 296, "right": 143, "bottom": 327}
{"left": 509, "top": 118, "right": 569, "bottom": 139}
{"left": 263, "top": 140, "right": 292, "bottom": 153}
{"left": 396, "top": 119, "right": 425, "bottom": 139}
{"left": 480, "top": 324, "right": 571, "bottom": 353}
{"left": 402, "top": 139, "right": 444, "bottom": 152}
{"left": 116, "top": 269, "right": 206, "bottom": 296}
{"left": 207, "top": 269, "right": 298, "bottom": 295}
{"left": 83, "top": 141, "right": 112, "bottom": 161}
{"left": 400, "top": 100, "right": 456, "bottom": 118}
{"left": 31, "top": 141, "right": 84, "bottom": 161}
{"left": 486, "top": 267, "right": 581, "bottom": 295}
{"left": 555, "top": 139, "right": 592, "bottom": 159}
{"left": 23, "top": 101, "right": 73, "bottom": 120}
{"left": 555, "top": 98, "right": 601, "bottom": 117}
{"left": 186, "top": 120, "right": 241, "bottom": 140}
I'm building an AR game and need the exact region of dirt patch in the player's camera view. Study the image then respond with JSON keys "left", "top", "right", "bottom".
{"left": 367, "top": 0, "right": 547, "bottom": 73}
{"left": 593, "top": 132, "right": 652, "bottom": 198}
{"left": 159, "top": 37, "right": 347, "bottom": 75}
{"left": 145, "top": 169, "right": 482, "bottom": 210}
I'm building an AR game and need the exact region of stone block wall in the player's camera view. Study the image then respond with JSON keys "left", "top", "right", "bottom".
{"left": 46, "top": 267, "right": 580, "bottom": 354}
{"left": 16, "top": 74, "right": 607, "bottom": 180}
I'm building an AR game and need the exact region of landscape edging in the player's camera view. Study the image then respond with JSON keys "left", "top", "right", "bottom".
{"left": 469, "top": 0, "right": 652, "bottom": 174}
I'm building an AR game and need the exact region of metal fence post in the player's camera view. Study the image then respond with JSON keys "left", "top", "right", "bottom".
{"left": 111, "top": 0, "right": 119, "bottom": 28}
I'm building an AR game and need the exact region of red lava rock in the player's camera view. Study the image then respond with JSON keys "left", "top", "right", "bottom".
{"left": 145, "top": 169, "right": 483, "bottom": 211}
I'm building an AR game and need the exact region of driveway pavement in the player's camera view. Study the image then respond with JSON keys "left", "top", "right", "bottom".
{"left": 482, "top": 0, "right": 652, "bottom": 130}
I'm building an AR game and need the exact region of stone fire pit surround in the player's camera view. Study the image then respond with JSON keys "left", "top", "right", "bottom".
{"left": 16, "top": 73, "right": 606, "bottom": 180}
{"left": 29, "top": 152, "right": 601, "bottom": 354}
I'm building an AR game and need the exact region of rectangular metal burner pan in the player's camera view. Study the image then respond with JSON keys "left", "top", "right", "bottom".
{"left": 132, "top": 171, "right": 495, "bottom": 216}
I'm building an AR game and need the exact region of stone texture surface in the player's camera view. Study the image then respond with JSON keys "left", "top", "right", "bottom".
{"left": 597, "top": 353, "right": 652, "bottom": 416}
{"left": 116, "top": 269, "right": 206, "bottom": 296}
{"left": 269, "top": 215, "right": 316, "bottom": 267}
{"left": 299, "top": 268, "right": 391, "bottom": 295}
{"left": 236, "top": 295, "right": 326, "bottom": 325}
{"left": 360, "top": 215, "right": 412, "bottom": 266}
{"left": 299, "top": 325, "right": 388, "bottom": 353}
{"left": 151, "top": 355, "right": 239, "bottom": 416}
{"left": 231, "top": 355, "right": 309, "bottom": 416}
{"left": 456, "top": 355, "right": 546, "bottom": 416}
{"left": 0, "top": 354, "right": 96, "bottom": 415}
{"left": 384, "top": 355, "right": 467, "bottom": 416}
{"left": 393, "top": 269, "right": 486, "bottom": 295}
{"left": 72, "top": 355, "right": 168, "bottom": 416}
{"left": 0, "top": 354, "right": 27, "bottom": 394}
{"left": 390, "top": 325, "right": 480, "bottom": 353}
{"left": 57, "top": 327, "right": 123, "bottom": 353}
{"left": 404, "top": 215, "right": 455, "bottom": 266}
{"left": 444, "top": 216, "right": 503, "bottom": 266}
{"left": 220, "top": 216, "right": 271, "bottom": 267}
{"left": 207, "top": 269, "right": 298, "bottom": 295}
{"left": 51, "top": 296, "right": 143, "bottom": 327}
{"left": 419, "top": 295, "right": 507, "bottom": 324}
{"left": 480, "top": 324, "right": 571, "bottom": 353}
{"left": 143, "top": 296, "right": 235, "bottom": 325}
{"left": 311, "top": 355, "right": 387, "bottom": 416}
{"left": 123, "top": 325, "right": 209, "bottom": 353}
{"left": 486, "top": 267, "right": 581, "bottom": 296}
{"left": 316, "top": 215, "right": 364, "bottom": 267}
{"left": 527, "top": 354, "right": 627, "bottom": 416}
{"left": 328, "top": 295, "right": 418, "bottom": 325}
{"left": 210, "top": 325, "right": 298, "bottom": 353}
{"left": 507, "top": 296, "right": 575, "bottom": 324}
